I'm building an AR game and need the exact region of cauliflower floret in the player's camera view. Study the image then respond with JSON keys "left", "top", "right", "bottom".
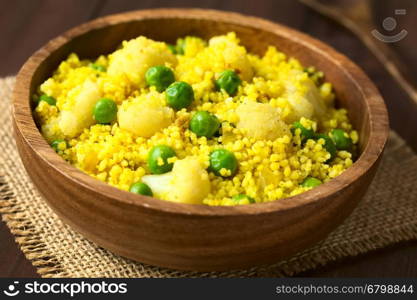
{"left": 208, "top": 33, "right": 253, "bottom": 81}
{"left": 236, "top": 101, "right": 290, "bottom": 141}
{"left": 57, "top": 80, "right": 101, "bottom": 138}
{"left": 117, "top": 92, "right": 174, "bottom": 137}
{"left": 142, "top": 157, "right": 210, "bottom": 204}
{"left": 107, "top": 36, "right": 177, "bottom": 87}
{"left": 284, "top": 70, "right": 328, "bottom": 122}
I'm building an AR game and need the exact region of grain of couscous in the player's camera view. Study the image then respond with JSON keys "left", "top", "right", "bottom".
{"left": 33, "top": 32, "right": 358, "bottom": 206}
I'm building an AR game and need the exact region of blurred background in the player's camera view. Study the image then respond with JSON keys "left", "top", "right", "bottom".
{"left": 1, "top": 0, "right": 416, "bottom": 277}
{"left": 1, "top": 0, "right": 416, "bottom": 147}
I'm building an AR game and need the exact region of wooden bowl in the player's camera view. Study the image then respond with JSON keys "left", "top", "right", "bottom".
{"left": 13, "top": 8, "right": 389, "bottom": 271}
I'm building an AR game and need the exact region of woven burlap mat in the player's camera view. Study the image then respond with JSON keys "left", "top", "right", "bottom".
{"left": 1, "top": 76, "right": 417, "bottom": 278}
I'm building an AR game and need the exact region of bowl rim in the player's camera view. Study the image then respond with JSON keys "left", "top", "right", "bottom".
{"left": 13, "top": 8, "right": 389, "bottom": 217}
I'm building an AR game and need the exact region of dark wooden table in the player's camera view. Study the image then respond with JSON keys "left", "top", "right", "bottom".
{"left": 1, "top": 0, "right": 417, "bottom": 277}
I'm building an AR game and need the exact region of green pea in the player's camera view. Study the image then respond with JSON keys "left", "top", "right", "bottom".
{"left": 301, "top": 177, "right": 322, "bottom": 188}
{"left": 145, "top": 65, "right": 175, "bottom": 92}
{"left": 165, "top": 81, "right": 194, "bottom": 110}
{"left": 189, "top": 111, "right": 220, "bottom": 138}
{"left": 232, "top": 194, "right": 255, "bottom": 204}
{"left": 314, "top": 133, "right": 337, "bottom": 162}
{"left": 209, "top": 149, "right": 238, "bottom": 177}
{"left": 291, "top": 121, "right": 315, "bottom": 142}
{"left": 90, "top": 63, "right": 106, "bottom": 72}
{"left": 148, "top": 145, "right": 176, "bottom": 174}
{"left": 176, "top": 38, "right": 186, "bottom": 55}
{"left": 330, "top": 129, "right": 353, "bottom": 151}
{"left": 50, "top": 139, "right": 67, "bottom": 152}
{"left": 39, "top": 94, "right": 56, "bottom": 106}
{"left": 130, "top": 182, "right": 153, "bottom": 196}
{"left": 93, "top": 98, "right": 117, "bottom": 124}
{"left": 215, "top": 70, "right": 241, "bottom": 96}
{"left": 167, "top": 44, "right": 177, "bottom": 54}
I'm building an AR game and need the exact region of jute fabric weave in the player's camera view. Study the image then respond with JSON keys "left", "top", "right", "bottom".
{"left": 1, "top": 76, "right": 417, "bottom": 277}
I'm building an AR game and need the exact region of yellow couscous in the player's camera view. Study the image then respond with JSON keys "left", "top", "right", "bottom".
{"left": 33, "top": 32, "right": 358, "bottom": 206}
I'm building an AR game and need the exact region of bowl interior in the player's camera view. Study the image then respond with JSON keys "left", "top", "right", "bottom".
{"left": 11, "top": 10, "right": 390, "bottom": 271}
{"left": 31, "top": 15, "right": 371, "bottom": 153}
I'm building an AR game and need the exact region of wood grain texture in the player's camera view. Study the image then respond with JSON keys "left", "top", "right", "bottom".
{"left": 302, "top": 0, "right": 417, "bottom": 106}
{"left": 1, "top": 0, "right": 417, "bottom": 278}
{"left": 301, "top": 0, "right": 417, "bottom": 153}
{"left": 0, "top": 0, "right": 102, "bottom": 76}
{"left": 0, "top": 220, "right": 39, "bottom": 278}
{"left": 12, "top": 9, "right": 389, "bottom": 271}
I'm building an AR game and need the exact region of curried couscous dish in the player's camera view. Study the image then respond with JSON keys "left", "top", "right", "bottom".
{"left": 33, "top": 32, "right": 358, "bottom": 206}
